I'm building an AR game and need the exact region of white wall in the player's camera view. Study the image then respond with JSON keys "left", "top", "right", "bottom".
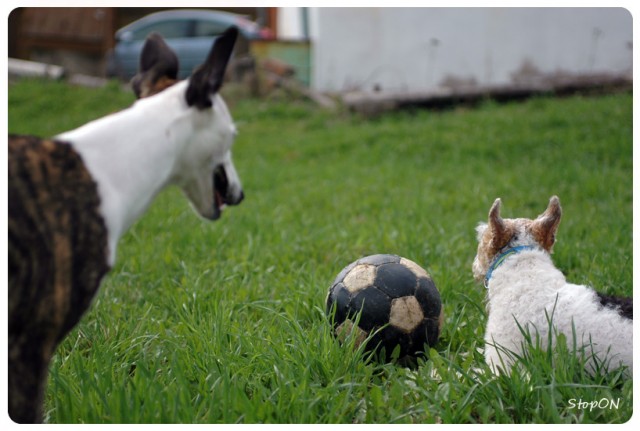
{"left": 308, "top": 8, "right": 632, "bottom": 93}
{"left": 277, "top": 7, "right": 305, "bottom": 40}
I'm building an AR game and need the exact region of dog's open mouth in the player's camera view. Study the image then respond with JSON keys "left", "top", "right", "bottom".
{"left": 212, "top": 165, "right": 230, "bottom": 220}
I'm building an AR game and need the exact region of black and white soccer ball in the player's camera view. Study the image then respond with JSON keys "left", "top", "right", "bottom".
{"left": 326, "top": 254, "right": 443, "bottom": 361}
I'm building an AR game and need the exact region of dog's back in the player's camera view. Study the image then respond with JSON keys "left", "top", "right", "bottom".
{"left": 555, "top": 281, "right": 632, "bottom": 375}
{"left": 8, "top": 135, "right": 110, "bottom": 423}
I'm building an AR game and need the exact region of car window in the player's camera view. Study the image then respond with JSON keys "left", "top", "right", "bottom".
{"left": 131, "top": 20, "right": 192, "bottom": 40}
{"left": 193, "top": 19, "right": 231, "bottom": 37}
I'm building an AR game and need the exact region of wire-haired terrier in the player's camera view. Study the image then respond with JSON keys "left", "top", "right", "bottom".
{"left": 472, "top": 196, "right": 632, "bottom": 376}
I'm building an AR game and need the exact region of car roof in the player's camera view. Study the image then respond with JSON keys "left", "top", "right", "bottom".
{"left": 116, "top": 9, "right": 248, "bottom": 35}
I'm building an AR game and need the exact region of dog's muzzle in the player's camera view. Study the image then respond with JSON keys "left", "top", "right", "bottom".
{"left": 211, "top": 165, "right": 244, "bottom": 220}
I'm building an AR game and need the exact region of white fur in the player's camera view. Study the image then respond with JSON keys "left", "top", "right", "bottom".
{"left": 56, "top": 80, "right": 242, "bottom": 265}
{"left": 483, "top": 245, "right": 632, "bottom": 377}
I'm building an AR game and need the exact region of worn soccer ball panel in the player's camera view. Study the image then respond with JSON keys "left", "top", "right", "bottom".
{"left": 326, "top": 254, "right": 443, "bottom": 360}
{"left": 399, "top": 257, "right": 430, "bottom": 279}
{"left": 366, "top": 319, "right": 430, "bottom": 360}
{"left": 374, "top": 262, "right": 418, "bottom": 298}
{"left": 343, "top": 264, "right": 377, "bottom": 294}
{"left": 358, "top": 253, "right": 401, "bottom": 266}
{"left": 327, "top": 282, "right": 351, "bottom": 323}
{"left": 351, "top": 286, "right": 391, "bottom": 331}
{"left": 332, "top": 259, "right": 358, "bottom": 285}
{"left": 389, "top": 296, "right": 424, "bottom": 333}
{"left": 424, "top": 314, "right": 442, "bottom": 347}
{"left": 415, "top": 276, "right": 441, "bottom": 318}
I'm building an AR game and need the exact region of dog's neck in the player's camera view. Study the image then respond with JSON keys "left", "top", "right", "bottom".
{"left": 56, "top": 81, "right": 197, "bottom": 265}
{"left": 484, "top": 245, "right": 539, "bottom": 288}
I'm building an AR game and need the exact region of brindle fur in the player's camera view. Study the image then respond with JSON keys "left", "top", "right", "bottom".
{"left": 8, "top": 135, "right": 110, "bottom": 423}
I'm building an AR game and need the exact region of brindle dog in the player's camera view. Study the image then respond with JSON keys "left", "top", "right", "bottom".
{"left": 8, "top": 136, "right": 110, "bottom": 423}
{"left": 9, "top": 27, "right": 240, "bottom": 423}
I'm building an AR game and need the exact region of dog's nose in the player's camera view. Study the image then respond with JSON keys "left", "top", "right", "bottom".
{"left": 228, "top": 190, "right": 244, "bottom": 206}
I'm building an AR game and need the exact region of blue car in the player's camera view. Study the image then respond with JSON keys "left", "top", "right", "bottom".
{"left": 106, "top": 9, "right": 271, "bottom": 79}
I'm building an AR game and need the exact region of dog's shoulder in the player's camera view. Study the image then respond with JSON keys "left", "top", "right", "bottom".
{"left": 9, "top": 133, "right": 110, "bottom": 333}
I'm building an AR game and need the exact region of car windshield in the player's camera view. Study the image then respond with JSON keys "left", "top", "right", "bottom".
{"left": 131, "top": 20, "right": 192, "bottom": 41}
{"left": 193, "top": 19, "right": 231, "bottom": 37}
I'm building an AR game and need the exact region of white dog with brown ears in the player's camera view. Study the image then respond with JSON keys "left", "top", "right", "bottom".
{"left": 472, "top": 196, "right": 632, "bottom": 377}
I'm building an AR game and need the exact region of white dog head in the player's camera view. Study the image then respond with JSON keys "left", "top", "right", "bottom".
{"left": 472, "top": 196, "right": 562, "bottom": 281}
{"left": 131, "top": 27, "right": 244, "bottom": 220}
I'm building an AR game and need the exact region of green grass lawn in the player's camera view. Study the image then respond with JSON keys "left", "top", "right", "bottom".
{"left": 8, "top": 79, "right": 632, "bottom": 423}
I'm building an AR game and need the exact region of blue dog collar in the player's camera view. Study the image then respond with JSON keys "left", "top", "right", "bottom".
{"left": 484, "top": 245, "right": 537, "bottom": 288}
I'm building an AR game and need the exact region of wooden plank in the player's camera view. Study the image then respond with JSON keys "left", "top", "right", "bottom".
{"left": 342, "top": 73, "right": 632, "bottom": 116}
{"left": 17, "top": 8, "right": 114, "bottom": 55}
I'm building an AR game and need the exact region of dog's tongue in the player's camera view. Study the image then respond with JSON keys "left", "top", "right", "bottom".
{"left": 211, "top": 190, "right": 224, "bottom": 220}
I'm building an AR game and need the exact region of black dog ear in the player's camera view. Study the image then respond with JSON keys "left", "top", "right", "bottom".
{"left": 186, "top": 26, "right": 238, "bottom": 109}
{"left": 131, "top": 32, "right": 179, "bottom": 98}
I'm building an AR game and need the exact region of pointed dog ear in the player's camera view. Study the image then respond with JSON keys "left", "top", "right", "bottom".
{"left": 488, "top": 198, "right": 512, "bottom": 251}
{"left": 131, "top": 32, "right": 179, "bottom": 98}
{"left": 186, "top": 26, "right": 238, "bottom": 109}
{"left": 532, "top": 196, "right": 562, "bottom": 251}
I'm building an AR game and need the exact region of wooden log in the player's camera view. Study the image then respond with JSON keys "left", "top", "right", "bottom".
{"left": 8, "top": 58, "right": 65, "bottom": 80}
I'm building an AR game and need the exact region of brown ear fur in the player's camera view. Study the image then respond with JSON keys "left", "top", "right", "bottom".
{"left": 532, "top": 196, "right": 562, "bottom": 251}
{"left": 488, "top": 198, "right": 513, "bottom": 252}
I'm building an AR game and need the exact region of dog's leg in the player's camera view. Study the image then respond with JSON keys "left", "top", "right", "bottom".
{"left": 9, "top": 332, "right": 54, "bottom": 423}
